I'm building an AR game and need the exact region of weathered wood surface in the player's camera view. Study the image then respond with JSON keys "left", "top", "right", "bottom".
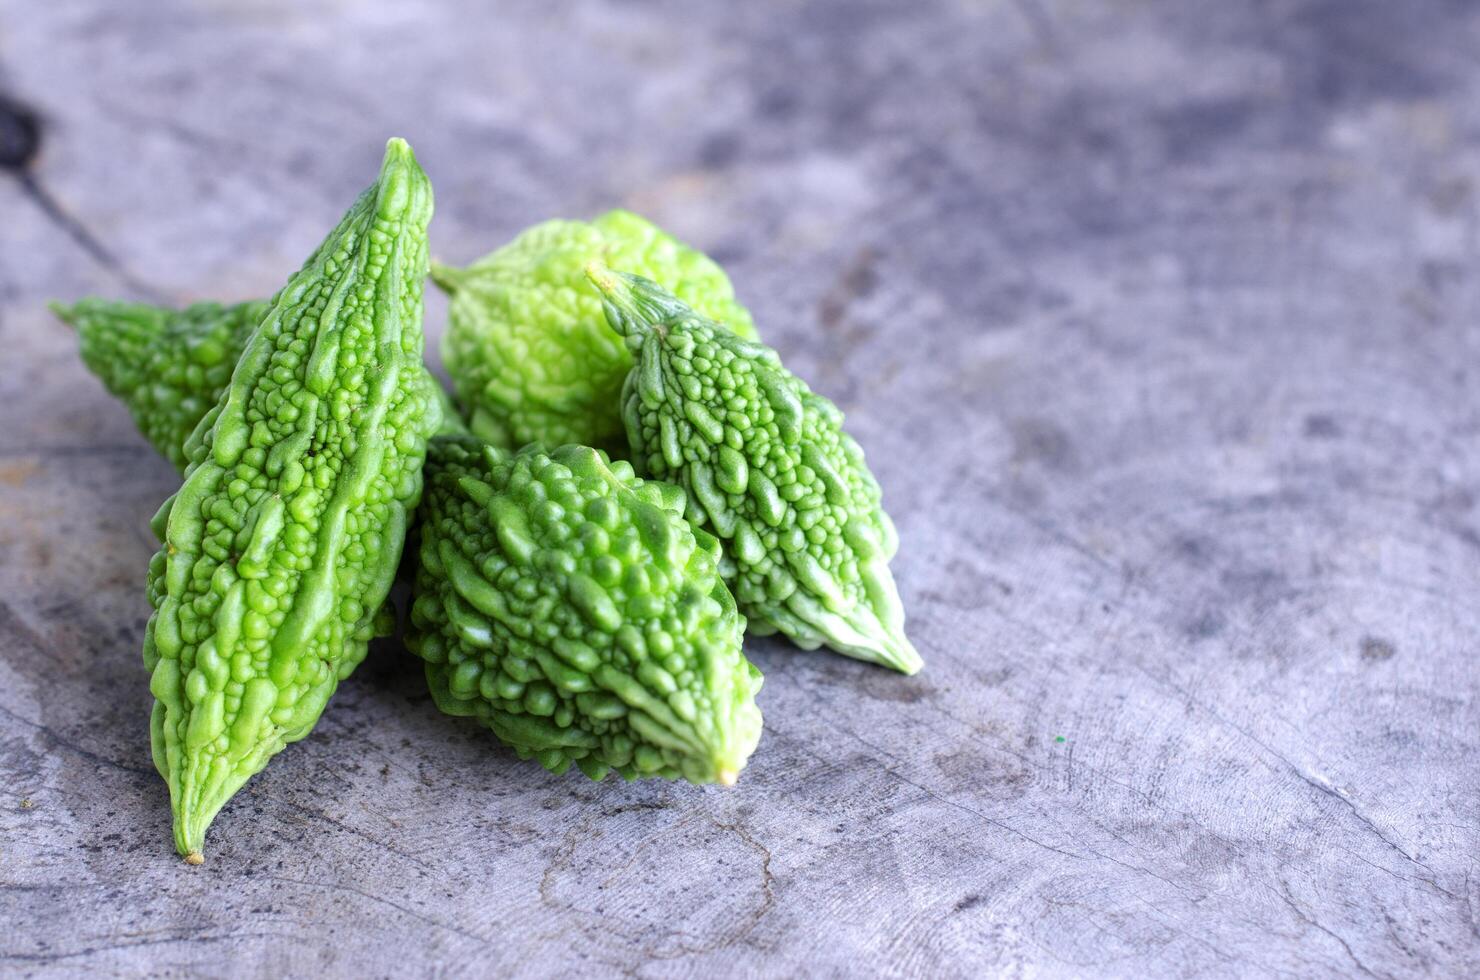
{"left": 2, "top": 1, "right": 1479, "bottom": 976}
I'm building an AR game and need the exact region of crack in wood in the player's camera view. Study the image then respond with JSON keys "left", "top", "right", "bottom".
{"left": 0, "top": 90, "right": 166, "bottom": 300}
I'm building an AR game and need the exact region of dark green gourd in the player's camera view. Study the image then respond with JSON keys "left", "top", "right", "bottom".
{"left": 54, "top": 299, "right": 269, "bottom": 471}
{"left": 586, "top": 265, "right": 921, "bottom": 674}
{"left": 55, "top": 298, "right": 466, "bottom": 473}
{"left": 407, "top": 438, "right": 763, "bottom": 784}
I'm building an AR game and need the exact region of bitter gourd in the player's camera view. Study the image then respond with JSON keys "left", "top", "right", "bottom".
{"left": 406, "top": 437, "right": 763, "bottom": 785}
{"left": 55, "top": 299, "right": 466, "bottom": 473}
{"left": 435, "top": 210, "right": 757, "bottom": 453}
{"left": 587, "top": 265, "right": 922, "bottom": 675}
{"left": 143, "top": 138, "right": 439, "bottom": 860}
{"left": 54, "top": 299, "right": 269, "bottom": 472}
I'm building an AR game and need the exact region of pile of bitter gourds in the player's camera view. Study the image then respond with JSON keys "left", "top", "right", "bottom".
{"left": 51, "top": 138, "right": 921, "bottom": 862}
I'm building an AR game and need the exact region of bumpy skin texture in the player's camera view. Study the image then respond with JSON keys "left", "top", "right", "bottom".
{"left": 406, "top": 438, "right": 763, "bottom": 784}
{"left": 436, "top": 210, "right": 758, "bottom": 453}
{"left": 55, "top": 299, "right": 269, "bottom": 472}
{"left": 143, "top": 139, "right": 439, "bottom": 860}
{"left": 588, "top": 266, "right": 922, "bottom": 675}
{"left": 56, "top": 299, "right": 466, "bottom": 471}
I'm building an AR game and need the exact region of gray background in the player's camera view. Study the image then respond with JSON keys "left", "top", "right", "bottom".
{"left": 2, "top": 1, "right": 1478, "bottom": 976}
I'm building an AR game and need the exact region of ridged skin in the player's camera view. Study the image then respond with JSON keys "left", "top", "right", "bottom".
{"left": 406, "top": 438, "right": 763, "bottom": 784}
{"left": 142, "top": 139, "right": 440, "bottom": 859}
{"left": 56, "top": 299, "right": 466, "bottom": 469}
{"left": 587, "top": 267, "right": 922, "bottom": 675}
{"left": 436, "top": 210, "right": 758, "bottom": 453}
{"left": 55, "top": 299, "right": 269, "bottom": 471}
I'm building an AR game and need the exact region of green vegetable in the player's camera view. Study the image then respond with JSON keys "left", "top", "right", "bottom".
{"left": 435, "top": 210, "right": 757, "bottom": 453}
{"left": 143, "top": 138, "right": 439, "bottom": 861}
{"left": 406, "top": 437, "right": 763, "bottom": 785}
{"left": 55, "top": 299, "right": 466, "bottom": 472}
{"left": 586, "top": 265, "right": 921, "bottom": 675}
{"left": 426, "top": 372, "right": 470, "bottom": 437}
{"left": 54, "top": 299, "right": 269, "bottom": 471}
{"left": 56, "top": 296, "right": 462, "bottom": 648}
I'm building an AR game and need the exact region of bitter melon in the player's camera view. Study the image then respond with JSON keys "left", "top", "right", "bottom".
{"left": 143, "top": 138, "right": 440, "bottom": 860}
{"left": 406, "top": 437, "right": 763, "bottom": 784}
{"left": 54, "top": 299, "right": 269, "bottom": 472}
{"left": 435, "top": 210, "right": 757, "bottom": 453}
{"left": 587, "top": 265, "right": 921, "bottom": 675}
{"left": 55, "top": 299, "right": 466, "bottom": 473}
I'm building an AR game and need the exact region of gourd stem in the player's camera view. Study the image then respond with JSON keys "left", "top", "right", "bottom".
{"left": 585, "top": 262, "right": 664, "bottom": 339}
{"left": 428, "top": 261, "right": 464, "bottom": 293}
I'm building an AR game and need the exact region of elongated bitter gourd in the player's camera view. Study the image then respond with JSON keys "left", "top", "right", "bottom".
{"left": 143, "top": 139, "right": 439, "bottom": 860}
{"left": 54, "top": 299, "right": 269, "bottom": 471}
{"left": 436, "top": 210, "right": 757, "bottom": 453}
{"left": 55, "top": 298, "right": 466, "bottom": 473}
{"left": 406, "top": 438, "right": 763, "bottom": 784}
{"left": 587, "top": 266, "right": 922, "bottom": 675}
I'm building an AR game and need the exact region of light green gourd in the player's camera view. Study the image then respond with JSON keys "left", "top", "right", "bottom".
{"left": 435, "top": 210, "right": 757, "bottom": 453}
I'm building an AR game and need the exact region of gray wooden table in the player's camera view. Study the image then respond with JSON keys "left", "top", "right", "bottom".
{"left": 3, "top": 1, "right": 1478, "bottom": 976}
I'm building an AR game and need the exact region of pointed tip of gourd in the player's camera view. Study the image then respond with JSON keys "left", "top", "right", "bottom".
{"left": 382, "top": 135, "right": 414, "bottom": 163}
{"left": 48, "top": 300, "right": 76, "bottom": 326}
{"left": 584, "top": 261, "right": 619, "bottom": 296}
{"left": 584, "top": 262, "right": 648, "bottom": 339}
{"left": 429, "top": 261, "right": 463, "bottom": 294}
{"left": 880, "top": 632, "right": 925, "bottom": 676}
{"left": 371, "top": 136, "right": 431, "bottom": 226}
{"left": 717, "top": 768, "right": 739, "bottom": 787}
{"left": 175, "top": 819, "right": 207, "bottom": 862}
{"left": 173, "top": 790, "right": 230, "bottom": 865}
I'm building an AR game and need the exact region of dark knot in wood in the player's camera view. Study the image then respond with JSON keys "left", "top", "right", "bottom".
{"left": 0, "top": 94, "right": 40, "bottom": 171}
